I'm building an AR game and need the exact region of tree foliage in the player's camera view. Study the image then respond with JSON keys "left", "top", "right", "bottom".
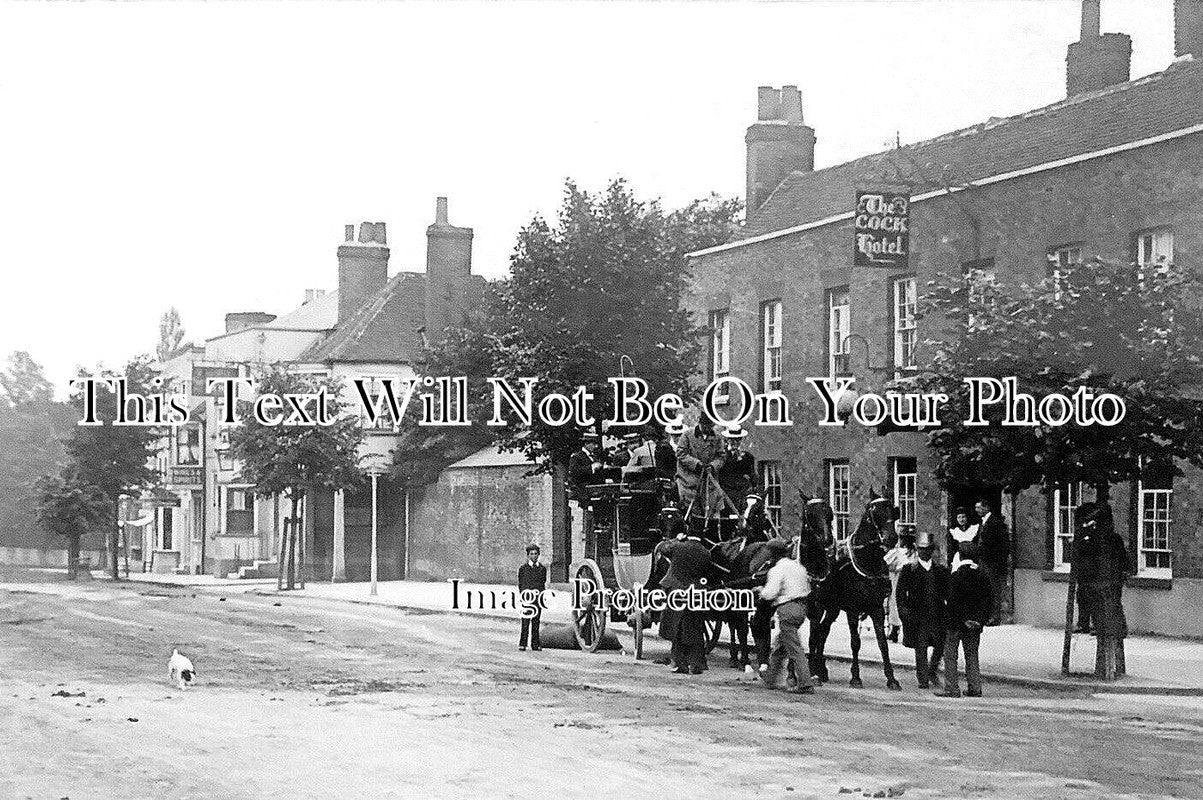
{"left": 33, "top": 466, "right": 111, "bottom": 578}
{"left": 156, "top": 307, "right": 188, "bottom": 362}
{"left": 911, "top": 257, "right": 1203, "bottom": 496}
{"left": 65, "top": 355, "right": 162, "bottom": 578}
{"left": 1, "top": 351, "right": 54, "bottom": 408}
{"left": 228, "top": 366, "right": 364, "bottom": 588}
{"left": 489, "top": 180, "right": 742, "bottom": 472}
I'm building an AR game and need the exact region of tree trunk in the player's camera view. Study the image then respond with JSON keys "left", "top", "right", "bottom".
{"left": 297, "top": 489, "right": 306, "bottom": 590}
{"left": 286, "top": 492, "right": 299, "bottom": 590}
{"left": 109, "top": 508, "right": 120, "bottom": 581}
{"left": 67, "top": 532, "right": 81, "bottom": 580}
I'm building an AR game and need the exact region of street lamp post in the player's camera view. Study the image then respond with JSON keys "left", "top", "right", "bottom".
{"left": 370, "top": 470, "right": 379, "bottom": 597}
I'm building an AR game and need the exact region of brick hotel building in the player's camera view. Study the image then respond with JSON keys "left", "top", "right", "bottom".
{"left": 686, "top": 0, "right": 1203, "bottom": 636}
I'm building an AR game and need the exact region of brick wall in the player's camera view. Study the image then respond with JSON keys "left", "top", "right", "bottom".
{"left": 687, "top": 134, "right": 1203, "bottom": 632}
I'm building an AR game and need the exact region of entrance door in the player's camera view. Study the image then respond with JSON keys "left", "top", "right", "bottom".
{"left": 161, "top": 507, "right": 174, "bottom": 551}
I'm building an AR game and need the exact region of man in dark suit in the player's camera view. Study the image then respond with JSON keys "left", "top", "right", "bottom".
{"left": 716, "top": 424, "right": 757, "bottom": 512}
{"left": 658, "top": 532, "right": 713, "bottom": 674}
{"left": 518, "top": 543, "right": 547, "bottom": 651}
{"left": 675, "top": 417, "right": 725, "bottom": 512}
{"left": 936, "top": 541, "right": 994, "bottom": 697}
{"left": 975, "top": 499, "right": 1009, "bottom": 625}
{"left": 896, "top": 532, "right": 950, "bottom": 688}
{"left": 568, "top": 433, "right": 602, "bottom": 501}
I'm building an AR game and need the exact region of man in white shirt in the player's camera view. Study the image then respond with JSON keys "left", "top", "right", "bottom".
{"left": 758, "top": 539, "right": 815, "bottom": 694}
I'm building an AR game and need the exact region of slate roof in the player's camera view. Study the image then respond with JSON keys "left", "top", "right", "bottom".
{"left": 446, "top": 446, "right": 538, "bottom": 470}
{"left": 744, "top": 58, "right": 1203, "bottom": 238}
{"left": 298, "top": 272, "right": 427, "bottom": 364}
{"left": 267, "top": 290, "right": 339, "bottom": 330}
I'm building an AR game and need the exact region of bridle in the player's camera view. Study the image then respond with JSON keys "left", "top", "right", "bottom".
{"left": 845, "top": 497, "right": 894, "bottom": 578}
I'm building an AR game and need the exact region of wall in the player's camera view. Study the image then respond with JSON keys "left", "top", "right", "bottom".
{"left": 407, "top": 465, "right": 553, "bottom": 584}
{"left": 687, "top": 133, "right": 1203, "bottom": 634}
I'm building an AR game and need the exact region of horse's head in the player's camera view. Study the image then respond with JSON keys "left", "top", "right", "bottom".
{"left": 797, "top": 490, "right": 834, "bottom": 578}
{"left": 866, "top": 487, "right": 898, "bottom": 548}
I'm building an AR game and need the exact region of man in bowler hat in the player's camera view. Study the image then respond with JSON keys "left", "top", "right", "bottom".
{"left": 896, "top": 531, "right": 950, "bottom": 688}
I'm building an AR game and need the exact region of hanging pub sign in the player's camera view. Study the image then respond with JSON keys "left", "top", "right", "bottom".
{"left": 853, "top": 190, "right": 910, "bottom": 268}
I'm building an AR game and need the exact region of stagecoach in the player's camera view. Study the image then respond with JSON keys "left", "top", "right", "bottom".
{"left": 568, "top": 467, "right": 745, "bottom": 660}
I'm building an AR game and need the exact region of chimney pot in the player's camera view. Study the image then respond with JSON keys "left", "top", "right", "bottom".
{"left": 756, "top": 86, "right": 780, "bottom": 121}
{"left": 436, "top": 196, "right": 449, "bottom": 225}
{"left": 780, "top": 86, "right": 804, "bottom": 123}
{"left": 1177, "top": 0, "right": 1203, "bottom": 59}
{"left": 1081, "top": 0, "right": 1101, "bottom": 38}
{"left": 344, "top": 224, "right": 355, "bottom": 242}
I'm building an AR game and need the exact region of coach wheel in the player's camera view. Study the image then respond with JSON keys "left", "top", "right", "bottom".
{"left": 571, "top": 559, "right": 607, "bottom": 653}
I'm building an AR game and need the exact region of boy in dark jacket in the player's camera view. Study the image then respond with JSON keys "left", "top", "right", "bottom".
{"left": 518, "top": 544, "right": 547, "bottom": 651}
{"left": 937, "top": 541, "right": 994, "bottom": 697}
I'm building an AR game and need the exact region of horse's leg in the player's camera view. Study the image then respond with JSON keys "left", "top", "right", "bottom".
{"left": 872, "top": 607, "right": 902, "bottom": 690}
{"left": 735, "top": 612, "right": 750, "bottom": 667}
{"left": 847, "top": 612, "right": 863, "bottom": 688}
{"left": 726, "top": 614, "right": 743, "bottom": 668}
{"left": 809, "top": 605, "right": 834, "bottom": 683}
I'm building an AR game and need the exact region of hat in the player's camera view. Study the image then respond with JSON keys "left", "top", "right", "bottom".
{"left": 915, "top": 532, "right": 935, "bottom": 549}
{"left": 719, "top": 424, "right": 748, "bottom": 440}
{"left": 582, "top": 431, "right": 600, "bottom": 442}
{"left": 524, "top": 543, "right": 541, "bottom": 554}
{"left": 745, "top": 492, "right": 763, "bottom": 503}
{"left": 664, "top": 419, "right": 686, "bottom": 436}
{"left": 622, "top": 431, "right": 641, "bottom": 443}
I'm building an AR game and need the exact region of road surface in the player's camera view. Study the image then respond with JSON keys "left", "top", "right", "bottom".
{"left": 1, "top": 567, "right": 1201, "bottom": 799}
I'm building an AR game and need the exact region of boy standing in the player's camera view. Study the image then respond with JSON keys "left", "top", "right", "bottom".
{"left": 518, "top": 544, "right": 547, "bottom": 651}
{"left": 936, "top": 541, "right": 994, "bottom": 698}
{"left": 758, "top": 539, "right": 814, "bottom": 695}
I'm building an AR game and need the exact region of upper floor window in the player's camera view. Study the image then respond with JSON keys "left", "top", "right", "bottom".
{"left": 1136, "top": 228, "right": 1174, "bottom": 268}
{"left": 828, "top": 460, "right": 851, "bottom": 540}
{"left": 828, "top": 287, "right": 851, "bottom": 377}
{"left": 1048, "top": 244, "right": 1083, "bottom": 298}
{"left": 761, "top": 300, "right": 782, "bottom": 392}
{"left": 891, "top": 457, "right": 917, "bottom": 540}
{"left": 175, "top": 427, "right": 201, "bottom": 466}
{"left": 709, "top": 309, "right": 730, "bottom": 382}
{"left": 892, "top": 277, "right": 917, "bottom": 374}
{"left": 963, "top": 258, "right": 996, "bottom": 330}
{"left": 358, "top": 376, "right": 400, "bottom": 431}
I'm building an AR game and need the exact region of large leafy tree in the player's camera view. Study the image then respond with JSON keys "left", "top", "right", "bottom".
{"left": 34, "top": 466, "right": 111, "bottom": 579}
{"left": 490, "top": 180, "right": 742, "bottom": 471}
{"left": 66, "top": 355, "right": 162, "bottom": 579}
{"left": 228, "top": 366, "right": 364, "bottom": 589}
{"left": 913, "top": 256, "right": 1203, "bottom": 500}
{"left": 391, "top": 312, "right": 499, "bottom": 487}
{"left": 1, "top": 351, "right": 54, "bottom": 409}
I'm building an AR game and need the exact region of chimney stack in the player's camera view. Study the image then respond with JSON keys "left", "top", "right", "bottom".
{"left": 1066, "top": 0, "right": 1132, "bottom": 96}
{"left": 745, "top": 85, "right": 816, "bottom": 217}
{"left": 425, "top": 197, "right": 474, "bottom": 343}
{"left": 1177, "top": 0, "right": 1203, "bottom": 60}
{"left": 337, "top": 221, "right": 389, "bottom": 323}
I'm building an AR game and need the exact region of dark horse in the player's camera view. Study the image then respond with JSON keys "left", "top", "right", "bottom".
{"left": 807, "top": 489, "right": 902, "bottom": 690}
{"left": 707, "top": 495, "right": 775, "bottom": 668}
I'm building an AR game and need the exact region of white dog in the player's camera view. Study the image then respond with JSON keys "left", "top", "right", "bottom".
{"left": 168, "top": 649, "right": 196, "bottom": 690}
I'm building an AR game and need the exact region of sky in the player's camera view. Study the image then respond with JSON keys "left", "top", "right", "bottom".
{"left": 0, "top": 0, "right": 1178, "bottom": 395}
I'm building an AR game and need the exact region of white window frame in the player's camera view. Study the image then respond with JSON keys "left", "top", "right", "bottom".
{"left": 1051, "top": 482, "right": 1092, "bottom": 572}
{"left": 761, "top": 300, "right": 782, "bottom": 393}
{"left": 358, "top": 375, "right": 401, "bottom": 432}
{"left": 892, "top": 458, "right": 916, "bottom": 540}
{"left": 828, "top": 288, "right": 851, "bottom": 377}
{"left": 1048, "top": 244, "right": 1083, "bottom": 299}
{"left": 1137, "top": 482, "right": 1172, "bottom": 578}
{"left": 828, "top": 461, "right": 851, "bottom": 540}
{"left": 1136, "top": 228, "right": 1174, "bottom": 268}
{"left": 175, "top": 426, "right": 202, "bottom": 466}
{"left": 892, "top": 277, "right": 917, "bottom": 375}
{"left": 760, "top": 461, "right": 782, "bottom": 531}
{"left": 709, "top": 308, "right": 730, "bottom": 403}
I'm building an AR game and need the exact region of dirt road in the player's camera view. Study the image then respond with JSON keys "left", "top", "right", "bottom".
{"left": 1, "top": 569, "right": 1201, "bottom": 799}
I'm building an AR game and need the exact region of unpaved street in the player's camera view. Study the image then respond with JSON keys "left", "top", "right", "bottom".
{"left": 2, "top": 569, "right": 1201, "bottom": 800}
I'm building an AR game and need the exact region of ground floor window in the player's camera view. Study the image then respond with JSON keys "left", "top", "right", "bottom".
{"left": 1051, "top": 482, "right": 1093, "bottom": 571}
{"left": 759, "top": 461, "right": 782, "bottom": 531}
{"left": 1137, "top": 485, "right": 1173, "bottom": 577}
{"left": 891, "top": 457, "right": 917, "bottom": 540}
{"left": 828, "top": 460, "right": 850, "bottom": 540}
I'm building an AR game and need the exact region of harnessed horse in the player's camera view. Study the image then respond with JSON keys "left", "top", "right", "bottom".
{"left": 707, "top": 494, "right": 778, "bottom": 667}
{"left": 807, "top": 489, "right": 903, "bottom": 690}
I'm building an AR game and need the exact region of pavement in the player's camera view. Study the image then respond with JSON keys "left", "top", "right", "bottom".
{"left": 111, "top": 570, "right": 1203, "bottom": 695}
